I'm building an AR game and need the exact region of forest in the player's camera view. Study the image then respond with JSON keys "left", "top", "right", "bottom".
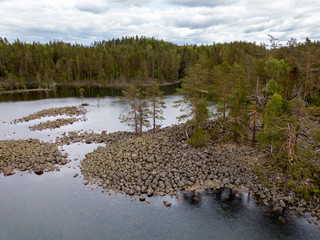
{"left": 0, "top": 35, "right": 318, "bottom": 107}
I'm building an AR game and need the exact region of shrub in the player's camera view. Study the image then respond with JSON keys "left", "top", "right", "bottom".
{"left": 187, "top": 127, "right": 210, "bottom": 148}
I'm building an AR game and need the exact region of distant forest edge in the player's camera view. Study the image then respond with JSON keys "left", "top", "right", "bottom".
{"left": 0, "top": 36, "right": 319, "bottom": 104}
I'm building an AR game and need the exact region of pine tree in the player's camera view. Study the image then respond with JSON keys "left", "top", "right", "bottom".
{"left": 119, "top": 85, "right": 151, "bottom": 136}
{"left": 176, "top": 63, "right": 209, "bottom": 128}
{"left": 228, "top": 63, "right": 251, "bottom": 142}
{"left": 257, "top": 93, "right": 297, "bottom": 192}
{"left": 175, "top": 63, "right": 210, "bottom": 147}
{"left": 119, "top": 85, "right": 141, "bottom": 136}
{"left": 144, "top": 81, "right": 166, "bottom": 133}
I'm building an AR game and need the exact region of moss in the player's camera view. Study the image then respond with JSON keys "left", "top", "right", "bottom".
{"left": 210, "top": 124, "right": 219, "bottom": 139}
{"left": 264, "top": 181, "right": 274, "bottom": 189}
{"left": 312, "top": 128, "right": 320, "bottom": 143}
{"left": 294, "top": 185, "right": 312, "bottom": 200}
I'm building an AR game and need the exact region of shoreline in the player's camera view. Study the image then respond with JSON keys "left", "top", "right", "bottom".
{"left": 0, "top": 88, "right": 51, "bottom": 95}
{"left": 0, "top": 80, "right": 181, "bottom": 94}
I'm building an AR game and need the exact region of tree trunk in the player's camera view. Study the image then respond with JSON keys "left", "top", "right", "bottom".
{"left": 303, "top": 58, "right": 310, "bottom": 101}
{"left": 153, "top": 93, "right": 156, "bottom": 133}
{"left": 285, "top": 71, "right": 290, "bottom": 100}
{"left": 283, "top": 172, "right": 289, "bottom": 193}
{"left": 133, "top": 99, "right": 138, "bottom": 136}
{"left": 252, "top": 101, "right": 257, "bottom": 146}
{"left": 223, "top": 88, "right": 226, "bottom": 122}
{"left": 252, "top": 77, "right": 259, "bottom": 146}
{"left": 234, "top": 95, "right": 238, "bottom": 124}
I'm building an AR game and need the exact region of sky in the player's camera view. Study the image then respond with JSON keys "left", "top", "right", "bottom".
{"left": 1, "top": 0, "right": 320, "bottom": 46}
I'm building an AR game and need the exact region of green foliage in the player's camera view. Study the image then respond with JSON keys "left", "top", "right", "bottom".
{"left": 0, "top": 36, "right": 318, "bottom": 107}
{"left": 257, "top": 93, "right": 291, "bottom": 150}
{"left": 313, "top": 128, "right": 320, "bottom": 143}
{"left": 144, "top": 81, "right": 166, "bottom": 133}
{"left": 176, "top": 63, "right": 210, "bottom": 127}
{"left": 119, "top": 85, "right": 148, "bottom": 136}
{"left": 79, "top": 88, "right": 84, "bottom": 97}
{"left": 187, "top": 127, "right": 210, "bottom": 148}
{"left": 264, "top": 57, "right": 289, "bottom": 85}
{"left": 265, "top": 78, "right": 283, "bottom": 95}
{"left": 210, "top": 124, "right": 219, "bottom": 139}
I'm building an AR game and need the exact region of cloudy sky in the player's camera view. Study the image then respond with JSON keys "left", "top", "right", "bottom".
{"left": 1, "top": 0, "right": 320, "bottom": 45}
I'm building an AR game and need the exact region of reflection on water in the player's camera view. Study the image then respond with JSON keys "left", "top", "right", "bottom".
{"left": 0, "top": 84, "right": 180, "bottom": 102}
{"left": 0, "top": 90, "right": 319, "bottom": 239}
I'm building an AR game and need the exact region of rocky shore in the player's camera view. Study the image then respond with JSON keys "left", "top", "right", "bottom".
{"left": 12, "top": 106, "right": 87, "bottom": 123}
{"left": 78, "top": 124, "right": 320, "bottom": 224}
{"left": 55, "top": 130, "right": 135, "bottom": 146}
{"left": 29, "top": 117, "right": 82, "bottom": 131}
{"left": 0, "top": 139, "right": 68, "bottom": 176}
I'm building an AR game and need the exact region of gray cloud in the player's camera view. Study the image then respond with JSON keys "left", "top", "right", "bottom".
{"left": 0, "top": 0, "right": 319, "bottom": 45}
{"left": 165, "top": 0, "right": 236, "bottom": 7}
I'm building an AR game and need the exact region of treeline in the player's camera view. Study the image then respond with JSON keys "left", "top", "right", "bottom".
{"left": 0, "top": 36, "right": 319, "bottom": 103}
{"left": 0, "top": 36, "right": 264, "bottom": 88}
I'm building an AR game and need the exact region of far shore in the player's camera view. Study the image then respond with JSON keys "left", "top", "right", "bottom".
{"left": 0, "top": 80, "right": 182, "bottom": 94}
{"left": 0, "top": 88, "right": 51, "bottom": 95}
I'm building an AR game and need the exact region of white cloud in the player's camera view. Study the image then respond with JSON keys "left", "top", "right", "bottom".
{"left": 0, "top": 0, "right": 319, "bottom": 45}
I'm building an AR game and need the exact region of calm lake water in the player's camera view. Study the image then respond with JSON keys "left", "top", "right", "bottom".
{"left": 0, "top": 88, "right": 319, "bottom": 239}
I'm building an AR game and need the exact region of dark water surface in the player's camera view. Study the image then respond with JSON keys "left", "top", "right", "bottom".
{"left": 0, "top": 89, "right": 319, "bottom": 240}
{"left": 0, "top": 84, "right": 179, "bottom": 102}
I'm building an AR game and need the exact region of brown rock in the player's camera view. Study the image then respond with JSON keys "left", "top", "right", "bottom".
{"left": 163, "top": 201, "right": 172, "bottom": 207}
{"left": 3, "top": 166, "right": 14, "bottom": 176}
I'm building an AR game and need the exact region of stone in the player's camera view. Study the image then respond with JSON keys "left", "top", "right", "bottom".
{"left": 133, "top": 171, "right": 140, "bottom": 178}
{"left": 222, "top": 178, "right": 230, "bottom": 185}
{"left": 3, "top": 166, "right": 14, "bottom": 176}
{"left": 296, "top": 207, "right": 306, "bottom": 214}
{"left": 132, "top": 154, "right": 138, "bottom": 160}
{"left": 278, "top": 216, "right": 286, "bottom": 224}
{"left": 160, "top": 172, "right": 167, "bottom": 178}
{"left": 139, "top": 196, "right": 146, "bottom": 201}
{"left": 159, "top": 181, "right": 165, "bottom": 189}
{"left": 163, "top": 201, "right": 172, "bottom": 207}
{"left": 33, "top": 166, "right": 44, "bottom": 175}
{"left": 134, "top": 186, "right": 141, "bottom": 193}
{"left": 73, "top": 173, "right": 78, "bottom": 177}
{"left": 235, "top": 179, "right": 241, "bottom": 186}
{"left": 147, "top": 157, "right": 154, "bottom": 163}
{"left": 141, "top": 173, "right": 149, "bottom": 181}
{"left": 178, "top": 181, "right": 185, "bottom": 188}
{"left": 61, "top": 159, "right": 67, "bottom": 165}
{"left": 147, "top": 188, "right": 153, "bottom": 196}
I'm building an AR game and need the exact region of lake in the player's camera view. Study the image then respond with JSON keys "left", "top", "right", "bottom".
{"left": 0, "top": 87, "right": 319, "bottom": 239}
